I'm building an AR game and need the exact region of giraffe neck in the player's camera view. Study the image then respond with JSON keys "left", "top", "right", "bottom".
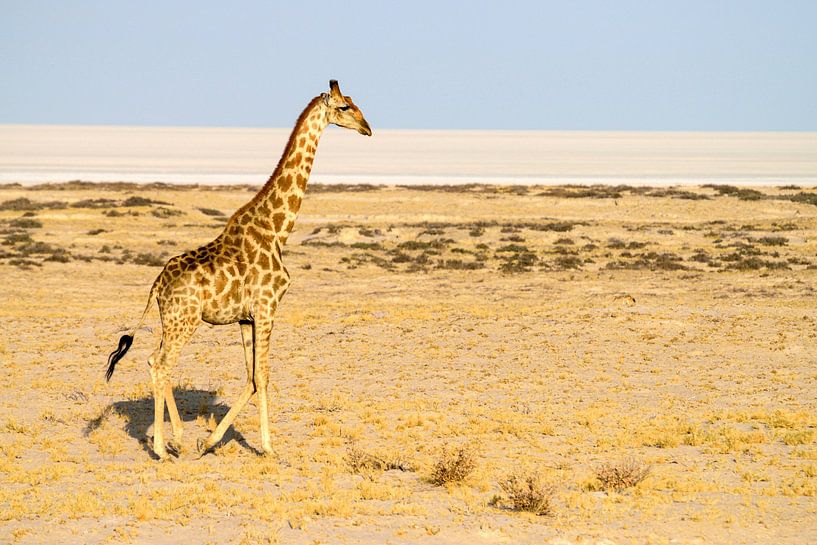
{"left": 241, "top": 96, "right": 328, "bottom": 244}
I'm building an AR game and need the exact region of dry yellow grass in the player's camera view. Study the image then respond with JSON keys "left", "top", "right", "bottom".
{"left": 1, "top": 182, "right": 816, "bottom": 544}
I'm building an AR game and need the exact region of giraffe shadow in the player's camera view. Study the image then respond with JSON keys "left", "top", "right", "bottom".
{"left": 86, "top": 387, "right": 263, "bottom": 458}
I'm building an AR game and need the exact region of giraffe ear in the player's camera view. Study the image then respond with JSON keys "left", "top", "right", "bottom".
{"left": 329, "top": 79, "right": 342, "bottom": 98}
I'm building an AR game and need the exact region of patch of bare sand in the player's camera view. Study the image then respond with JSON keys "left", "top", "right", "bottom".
{"left": 1, "top": 183, "right": 816, "bottom": 544}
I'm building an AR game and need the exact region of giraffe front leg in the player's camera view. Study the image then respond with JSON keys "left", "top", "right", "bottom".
{"left": 197, "top": 321, "right": 257, "bottom": 456}
{"left": 253, "top": 319, "right": 274, "bottom": 455}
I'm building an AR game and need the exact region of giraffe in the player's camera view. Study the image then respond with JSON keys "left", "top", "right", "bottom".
{"left": 105, "top": 80, "right": 372, "bottom": 460}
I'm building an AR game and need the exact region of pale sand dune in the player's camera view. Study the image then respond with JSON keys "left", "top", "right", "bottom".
{"left": 1, "top": 124, "right": 816, "bottom": 185}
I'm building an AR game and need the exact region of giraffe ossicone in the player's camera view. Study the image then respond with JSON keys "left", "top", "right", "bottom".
{"left": 105, "top": 80, "right": 372, "bottom": 460}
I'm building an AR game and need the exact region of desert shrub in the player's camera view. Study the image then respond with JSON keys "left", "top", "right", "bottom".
{"left": 346, "top": 444, "right": 413, "bottom": 474}
{"left": 499, "top": 473, "right": 555, "bottom": 515}
{"left": 197, "top": 207, "right": 225, "bottom": 217}
{"left": 531, "top": 222, "right": 576, "bottom": 232}
{"left": 649, "top": 252, "right": 687, "bottom": 270}
{"left": 540, "top": 185, "right": 623, "bottom": 199}
{"left": 8, "top": 258, "right": 41, "bottom": 269}
{"left": 2, "top": 232, "right": 33, "bottom": 245}
{"left": 132, "top": 253, "right": 166, "bottom": 266}
{"left": 303, "top": 240, "right": 347, "bottom": 248}
{"left": 44, "top": 250, "right": 71, "bottom": 263}
{"left": 398, "top": 239, "right": 448, "bottom": 251}
{"left": 122, "top": 196, "right": 169, "bottom": 207}
{"left": 420, "top": 227, "right": 445, "bottom": 236}
{"left": 553, "top": 245, "right": 578, "bottom": 255}
{"left": 10, "top": 218, "right": 42, "bottom": 229}
{"left": 552, "top": 255, "right": 583, "bottom": 270}
{"left": 71, "top": 198, "right": 118, "bottom": 209}
{"left": 754, "top": 236, "right": 788, "bottom": 246}
{"left": 0, "top": 197, "right": 66, "bottom": 211}
{"left": 496, "top": 244, "right": 529, "bottom": 253}
{"left": 724, "top": 257, "right": 789, "bottom": 271}
{"left": 358, "top": 227, "right": 380, "bottom": 237}
{"left": 151, "top": 207, "right": 182, "bottom": 218}
{"left": 647, "top": 189, "right": 710, "bottom": 200}
{"left": 16, "top": 241, "right": 61, "bottom": 255}
{"left": 785, "top": 192, "right": 817, "bottom": 206}
{"left": 593, "top": 458, "right": 650, "bottom": 492}
{"left": 705, "top": 185, "right": 765, "bottom": 201}
{"left": 309, "top": 183, "right": 381, "bottom": 193}
{"left": 690, "top": 250, "right": 720, "bottom": 267}
{"left": 389, "top": 251, "right": 412, "bottom": 263}
{"left": 350, "top": 242, "right": 383, "bottom": 250}
{"left": 437, "top": 259, "right": 484, "bottom": 270}
{"left": 0, "top": 198, "right": 36, "bottom": 211}
{"left": 499, "top": 251, "right": 537, "bottom": 273}
{"left": 430, "top": 445, "right": 477, "bottom": 485}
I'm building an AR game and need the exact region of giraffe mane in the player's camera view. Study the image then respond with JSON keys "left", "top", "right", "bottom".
{"left": 238, "top": 95, "right": 323, "bottom": 215}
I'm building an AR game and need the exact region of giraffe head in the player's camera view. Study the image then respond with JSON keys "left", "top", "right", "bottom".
{"left": 323, "top": 80, "right": 372, "bottom": 136}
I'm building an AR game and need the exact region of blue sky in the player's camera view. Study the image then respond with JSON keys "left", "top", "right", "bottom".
{"left": 2, "top": 1, "right": 816, "bottom": 130}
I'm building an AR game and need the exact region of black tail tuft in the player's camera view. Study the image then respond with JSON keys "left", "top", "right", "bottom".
{"left": 106, "top": 334, "right": 134, "bottom": 382}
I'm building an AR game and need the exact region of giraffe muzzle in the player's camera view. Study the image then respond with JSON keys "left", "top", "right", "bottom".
{"left": 358, "top": 120, "right": 372, "bottom": 136}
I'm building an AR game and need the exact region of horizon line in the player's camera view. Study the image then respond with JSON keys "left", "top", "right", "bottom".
{"left": 2, "top": 122, "right": 817, "bottom": 134}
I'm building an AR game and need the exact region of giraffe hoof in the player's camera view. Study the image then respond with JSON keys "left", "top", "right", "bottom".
{"left": 166, "top": 440, "right": 182, "bottom": 457}
{"left": 197, "top": 438, "right": 213, "bottom": 457}
{"left": 147, "top": 436, "right": 169, "bottom": 461}
{"left": 261, "top": 443, "right": 274, "bottom": 456}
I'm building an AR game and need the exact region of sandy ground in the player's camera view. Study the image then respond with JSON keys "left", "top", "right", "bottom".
{"left": 1, "top": 182, "right": 816, "bottom": 544}
{"left": 2, "top": 125, "right": 816, "bottom": 185}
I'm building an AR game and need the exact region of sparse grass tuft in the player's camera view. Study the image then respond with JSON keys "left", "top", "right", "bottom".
{"left": 498, "top": 472, "right": 555, "bottom": 515}
{"left": 430, "top": 444, "right": 477, "bottom": 485}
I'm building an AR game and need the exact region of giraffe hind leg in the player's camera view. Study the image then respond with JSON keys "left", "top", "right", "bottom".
{"left": 165, "top": 383, "right": 183, "bottom": 454}
{"left": 149, "top": 319, "right": 197, "bottom": 460}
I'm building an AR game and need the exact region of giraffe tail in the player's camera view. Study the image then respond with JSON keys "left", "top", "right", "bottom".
{"left": 105, "top": 280, "right": 159, "bottom": 382}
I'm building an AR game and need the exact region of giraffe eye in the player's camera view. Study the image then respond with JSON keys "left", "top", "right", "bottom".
{"left": 338, "top": 105, "right": 351, "bottom": 111}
